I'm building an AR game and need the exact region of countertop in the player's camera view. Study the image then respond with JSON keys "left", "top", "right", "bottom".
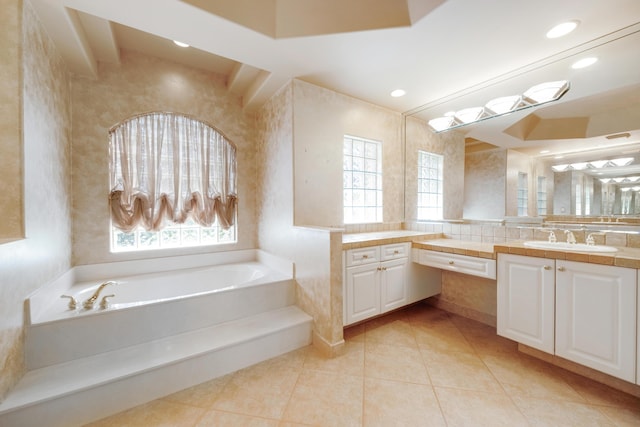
{"left": 342, "top": 231, "right": 640, "bottom": 269}
{"left": 341, "top": 230, "right": 441, "bottom": 250}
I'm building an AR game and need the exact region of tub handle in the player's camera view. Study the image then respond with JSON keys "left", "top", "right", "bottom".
{"left": 100, "top": 294, "right": 115, "bottom": 310}
{"left": 60, "top": 295, "right": 78, "bottom": 310}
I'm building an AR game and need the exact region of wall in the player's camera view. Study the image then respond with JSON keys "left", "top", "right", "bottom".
{"left": 71, "top": 51, "right": 257, "bottom": 265}
{"left": 0, "top": 0, "right": 72, "bottom": 400}
{"left": 463, "top": 149, "right": 506, "bottom": 219}
{"left": 429, "top": 272, "right": 497, "bottom": 326}
{"left": 0, "top": 0, "right": 24, "bottom": 239}
{"left": 256, "top": 82, "right": 345, "bottom": 354}
{"left": 292, "top": 80, "right": 405, "bottom": 227}
{"left": 405, "top": 116, "right": 465, "bottom": 221}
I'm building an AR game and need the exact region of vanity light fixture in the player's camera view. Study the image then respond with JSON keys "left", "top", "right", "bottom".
{"left": 390, "top": 89, "right": 406, "bottom": 97}
{"left": 600, "top": 178, "right": 612, "bottom": 183}
{"left": 428, "top": 80, "right": 570, "bottom": 133}
{"left": 546, "top": 20, "right": 579, "bottom": 39}
{"left": 552, "top": 157, "right": 635, "bottom": 172}
{"left": 173, "top": 40, "right": 190, "bottom": 47}
{"left": 571, "top": 57, "right": 598, "bottom": 69}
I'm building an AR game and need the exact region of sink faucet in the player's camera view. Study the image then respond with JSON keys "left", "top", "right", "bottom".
{"left": 83, "top": 281, "right": 116, "bottom": 310}
{"left": 564, "top": 230, "right": 576, "bottom": 244}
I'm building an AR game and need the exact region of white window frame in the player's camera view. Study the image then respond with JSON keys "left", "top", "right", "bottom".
{"left": 417, "top": 151, "right": 443, "bottom": 220}
{"left": 343, "top": 135, "right": 383, "bottom": 224}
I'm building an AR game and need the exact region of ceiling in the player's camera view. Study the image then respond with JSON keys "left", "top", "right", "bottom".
{"left": 30, "top": 0, "right": 640, "bottom": 159}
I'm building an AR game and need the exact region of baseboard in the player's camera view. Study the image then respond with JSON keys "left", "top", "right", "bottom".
{"left": 312, "top": 331, "right": 345, "bottom": 358}
{"left": 425, "top": 297, "right": 497, "bottom": 327}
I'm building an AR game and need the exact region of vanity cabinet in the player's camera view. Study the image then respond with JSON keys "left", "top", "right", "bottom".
{"left": 417, "top": 250, "right": 496, "bottom": 279}
{"left": 497, "top": 253, "right": 638, "bottom": 383}
{"left": 555, "top": 260, "right": 636, "bottom": 383}
{"left": 344, "top": 243, "right": 409, "bottom": 325}
{"left": 497, "top": 254, "right": 555, "bottom": 353}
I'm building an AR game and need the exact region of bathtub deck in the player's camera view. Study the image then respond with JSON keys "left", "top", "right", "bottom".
{"left": 0, "top": 306, "right": 312, "bottom": 427}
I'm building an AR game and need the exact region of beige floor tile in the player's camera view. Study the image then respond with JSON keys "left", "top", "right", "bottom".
{"left": 196, "top": 410, "right": 279, "bottom": 426}
{"left": 412, "top": 323, "right": 475, "bottom": 354}
{"left": 283, "top": 370, "right": 363, "bottom": 426}
{"left": 597, "top": 404, "right": 640, "bottom": 427}
{"left": 558, "top": 370, "right": 640, "bottom": 410}
{"left": 85, "top": 399, "right": 206, "bottom": 427}
{"left": 211, "top": 356, "right": 301, "bottom": 419}
{"left": 462, "top": 331, "right": 518, "bottom": 355}
{"left": 364, "top": 341, "right": 431, "bottom": 384}
{"left": 303, "top": 340, "right": 365, "bottom": 376}
{"left": 435, "top": 387, "right": 529, "bottom": 427}
{"left": 343, "top": 323, "right": 365, "bottom": 342}
{"left": 481, "top": 353, "right": 586, "bottom": 402}
{"left": 363, "top": 377, "right": 446, "bottom": 427}
{"left": 512, "top": 396, "right": 617, "bottom": 427}
{"left": 161, "top": 374, "right": 231, "bottom": 408}
{"left": 405, "top": 305, "right": 455, "bottom": 328}
{"left": 365, "top": 318, "right": 418, "bottom": 348}
{"left": 421, "top": 350, "right": 504, "bottom": 393}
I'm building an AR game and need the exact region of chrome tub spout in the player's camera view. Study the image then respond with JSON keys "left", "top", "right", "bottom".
{"left": 83, "top": 281, "right": 117, "bottom": 310}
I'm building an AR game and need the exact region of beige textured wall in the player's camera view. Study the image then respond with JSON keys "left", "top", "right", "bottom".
{"left": 464, "top": 149, "right": 507, "bottom": 219}
{"left": 0, "top": 0, "right": 24, "bottom": 239}
{"left": 0, "top": 0, "right": 72, "bottom": 400}
{"left": 429, "top": 271, "right": 497, "bottom": 326}
{"left": 71, "top": 50, "right": 257, "bottom": 265}
{"left": 405, "top": 116, "right": 465, "bottom": 221}
{"left": 292, "top": 80, "right": 405, "bottom": 227}
{"left": 257, "top": 82, "right": 344, "bottom": 352}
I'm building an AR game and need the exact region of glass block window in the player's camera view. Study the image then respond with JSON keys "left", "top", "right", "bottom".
{"left": 417, "top": 151, "right": 443, "bottom": 220}
{"left": 112, "top": 218, "right": 235, "bottom": 252}
{"left": 537, "top": 176, "right": 547, "bottom": 215}
{"left": 343, "top": 135, "right": 383, "bottom": 224}
{"left": 517, "top": 172, "right": 528, "bottom": 216}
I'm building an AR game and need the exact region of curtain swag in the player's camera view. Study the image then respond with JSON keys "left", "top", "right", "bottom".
{"left": 108, "top": 112, "right": 237, "bottom": 233}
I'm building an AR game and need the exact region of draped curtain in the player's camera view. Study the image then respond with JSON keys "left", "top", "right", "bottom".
{"left": 108, "top": 112, "right": 237, "bottom": 233}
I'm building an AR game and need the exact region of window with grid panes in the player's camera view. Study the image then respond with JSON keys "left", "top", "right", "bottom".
{"left": 343, "top": 135, "right": 382, "bottom": 224}
{"left": 417, "top": 151, "right": 443, "bottom": 220}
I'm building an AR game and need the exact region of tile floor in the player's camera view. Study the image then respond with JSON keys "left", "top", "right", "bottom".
{"left": 87, "top": 304, "right": 640, "bottom": 426}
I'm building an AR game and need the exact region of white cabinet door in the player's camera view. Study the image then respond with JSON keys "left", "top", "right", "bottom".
{"left": 497, "top": 254, "right": 555, "bottom": 354}
{"left": 380, "top": 257, "right": 407, "bottom": 313}
{"left": 345, "top": 263, "right": 380, "bottom": 325}
{"left": 555, "top": 260, "right": 637, "bottom": 383}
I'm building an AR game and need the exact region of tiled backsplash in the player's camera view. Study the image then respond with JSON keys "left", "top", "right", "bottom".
{"left": 343, "top": 222, "right": 403, "bottom": 234}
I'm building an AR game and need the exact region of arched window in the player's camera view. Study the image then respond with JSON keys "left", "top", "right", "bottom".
{"left": 108, "top": 112, "right": 237, "bottom": 251}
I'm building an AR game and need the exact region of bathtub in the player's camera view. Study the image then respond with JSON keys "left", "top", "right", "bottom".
{"left": 25, "top": 250, "right": 296, "bottom": 369}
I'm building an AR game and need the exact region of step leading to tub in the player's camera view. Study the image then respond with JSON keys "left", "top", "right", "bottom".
{"left": 0, "top": 306, "right": 312, "bottom": 427}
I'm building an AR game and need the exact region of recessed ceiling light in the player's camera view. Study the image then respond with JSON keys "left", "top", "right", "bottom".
{"left": 539, "top": 150, "right": 550, "bottom": 154}
{"left": 173, "top": 40, "right": 190, "bottom": 48}
{"left": 571, "top": 57, "right": 598, "bottom": 69}
{"left": 390, "top": 89, "right": 406, "bottom": 97}
{"left": 546, "top": 20, "right": 579, "bottom": 38}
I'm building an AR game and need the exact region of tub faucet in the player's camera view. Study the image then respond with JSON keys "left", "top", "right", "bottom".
{"left": 83, "top": 281, "right": 116, "bottom": 310}
{"left": 564, "top": 230, "right": 576, "bottom": 244}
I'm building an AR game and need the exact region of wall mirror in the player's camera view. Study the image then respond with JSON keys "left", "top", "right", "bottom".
{"left": 404, "top": 23, "right": 640, "bottom": 221}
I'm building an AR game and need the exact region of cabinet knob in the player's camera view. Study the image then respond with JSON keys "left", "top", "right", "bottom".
{"left": 382, "top": 267, "right": 387, "bottom": 271}
{"left": 557, "top": 266, "right": 566, "bottom": 272}
{"left": 448, "top": 260, "right": 454, "bottom": 265}
{"left": 543, "top": 265, "right": 551, "bottom": 270}
{"left": 377, "top": 266, "right": 382, "bottom": 271}
{"left": 393, "top": 250, "right": 399, "bottom": 254}
{"left": 362, "top": 255, "right": 368, "bottom": 259}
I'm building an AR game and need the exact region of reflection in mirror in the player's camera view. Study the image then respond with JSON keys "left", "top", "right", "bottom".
{"left": 404, "top": 24, "right": 640, "bottom": 224}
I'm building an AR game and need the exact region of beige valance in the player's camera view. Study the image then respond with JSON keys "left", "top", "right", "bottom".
{"left": 109, "top": 112, "right": 237, "bottom": 232}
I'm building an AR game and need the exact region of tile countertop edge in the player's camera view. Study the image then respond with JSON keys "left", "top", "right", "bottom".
{"left": 494, "top": 242, "right": 640, "bottom": 269}
{"left": 341, "top": 231, "right": 442, "bottom": 250}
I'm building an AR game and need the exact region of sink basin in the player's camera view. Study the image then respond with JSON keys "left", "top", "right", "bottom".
{"left": 523, "top": 241, "right": 618, "bottom": 253}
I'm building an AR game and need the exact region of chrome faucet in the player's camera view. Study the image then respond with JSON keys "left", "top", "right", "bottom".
{"left": 83, "top": 281, "right": 116, "bottom": 310}
{"left": 564, "top": 230, "right": 576, "bottom": 244}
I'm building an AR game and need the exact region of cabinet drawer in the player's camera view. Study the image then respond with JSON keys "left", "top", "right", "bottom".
{"left": 418, "top": 249, "right": 496, "bottom": 279}
{"left": 345, "top": 246, "right": 380, "bottom": 266}
{"left": 381, "top": 243, "right": 410, "bottom": 261}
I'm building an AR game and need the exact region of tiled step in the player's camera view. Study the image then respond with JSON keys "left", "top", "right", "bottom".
{"left": 0, "top": 306, "right": 312, "bottom": 427}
